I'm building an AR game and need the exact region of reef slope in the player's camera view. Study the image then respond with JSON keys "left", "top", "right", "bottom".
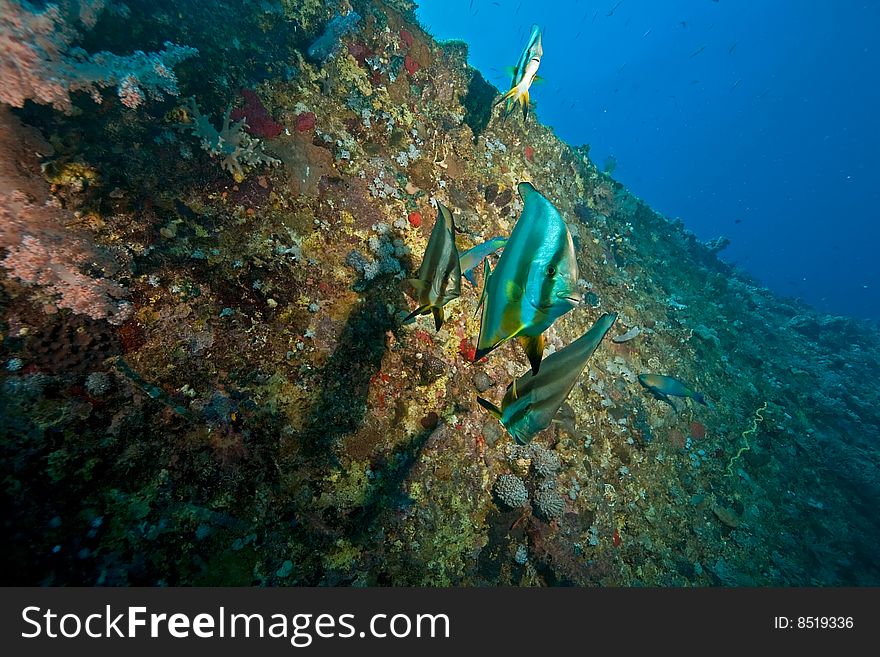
{"left": 1, "top": 0, "right": 878, "bottom": 586}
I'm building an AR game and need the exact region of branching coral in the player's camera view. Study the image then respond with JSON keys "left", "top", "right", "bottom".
{"left": 180, "top": 98, "right": 280, "bottom": 182}
{"left": 0, "top": 0, "right": 197, "bottom": 112}
{"left": 0, "top": 108, "right": 131, "bottom": 323}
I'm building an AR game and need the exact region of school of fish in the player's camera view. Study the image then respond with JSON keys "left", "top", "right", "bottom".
{"left": 404, "top": 25, "right": 710, "bottom": 445}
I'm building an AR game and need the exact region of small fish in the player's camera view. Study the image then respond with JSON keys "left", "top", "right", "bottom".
{"left": 459, "top": 236, "right": 507, "bottom": 286}
{"left": 642, "top": 28, "right": 652, "bottom": 37}
{"left": 606, "top": 1, "right": 622, "bottom": 17}
{"left": 689, "top": 45, "right": 706, "bottom": 58}
{"left": 495, "top": 24, "right": 543, "bottom": 121}
{"left": 638, "top": 373, "right": 709, "bottom": 410}
{"left": 728, "top": 41, "right": 738, "bottom": 55}
{"left": 478, "top": 313, "right": 617, "bottom": 444}
{"left": 475, "top": 182, "right": 581, "bottom": 375}
{"left": 404, "top": 202, "right": 462, "bottom": 330}
{"left": 730, "top": 78, "right": 741, "bottom": 90}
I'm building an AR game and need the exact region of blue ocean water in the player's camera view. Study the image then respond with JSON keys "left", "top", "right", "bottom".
{"left": 417, "top": 0, "right": 880, "bottom": 322}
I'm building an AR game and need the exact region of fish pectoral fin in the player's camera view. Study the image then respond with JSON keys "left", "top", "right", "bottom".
{"left": 402, "top": 305, "right": 430, "bottom": 324}
{"left": 476, "top": 396, "right": 503, "bottom": 420}
{"left": 432, "top": 306, "right": 444, "bottom": 331}
{"left": 504, "top": 279, "right": 523, "bottom": 303}
{"left": 532, "top": 75, "right": 546, "bottom": 85}
{"left": 518, "top": 334, "right": 545, "bottom": 376}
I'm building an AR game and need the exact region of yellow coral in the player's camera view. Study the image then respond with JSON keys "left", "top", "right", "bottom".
{"left": 42, "top": 160, "right": 99, "bottom": 188}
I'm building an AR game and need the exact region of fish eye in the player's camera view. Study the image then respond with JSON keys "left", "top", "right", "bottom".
{"left": 546, "top": 265, "right": 556, "bottom": 276}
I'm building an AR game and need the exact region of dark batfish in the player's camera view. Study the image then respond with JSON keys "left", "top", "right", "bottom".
{"left": 478, "top": 313, "right": 617, "bottom": 444}
{"left": 404, "top": 202, "right": 462, "bottom": 330}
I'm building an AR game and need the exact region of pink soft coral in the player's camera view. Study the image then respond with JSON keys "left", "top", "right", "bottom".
{"left": 0, "top": 0, "right": 196, "bottom": 113}
{"left": 0, "top": 108, "right": 131, "bottom": 323}
{"left": 2, "top": 233, "right": 130, "bottom": 323}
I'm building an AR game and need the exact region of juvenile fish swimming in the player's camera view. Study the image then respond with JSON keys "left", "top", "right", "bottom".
{"left": 475, "top": 182, "right": 581, "bottom": 375}
{"left": 478, "top": 313, "right": 617, "bottom": 444}
{"left": 403, "top": 202, "right": 462, "bottom": 330}
{"left": 495, "top": 24, "right": 543, "bottom": 120}
{"left": 638, "top": 373, "right": 709, "bottom": 409}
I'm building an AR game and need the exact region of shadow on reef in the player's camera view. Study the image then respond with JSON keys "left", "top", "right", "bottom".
{"left": 283, "top": 275, "right": 439, "bottom": 585}
{"left": 298, "top": 283, "right": 398, "bottom": 465}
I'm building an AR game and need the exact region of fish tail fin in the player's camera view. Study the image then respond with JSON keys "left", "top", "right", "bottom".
{"left": 477, "top": 396, "right": 503, "bottom": 419}
{"left": 518, "top": 333, "right": 544, "bottom": 376}
{"left": 432, "top": 306, "right": 444, "bottom": 331}
{"left": 402, "top": 304, "right": 430, "bottom": 324}
{"left": 693, "top": 392, "right": 709, "bottom": 407}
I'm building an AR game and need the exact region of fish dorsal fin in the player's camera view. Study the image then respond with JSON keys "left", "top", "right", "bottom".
{"left": 438, "top": 202, "right": 456, "bottom": 233}
{"left": 517, "top": 181, "right": 538, "bottom": 201}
